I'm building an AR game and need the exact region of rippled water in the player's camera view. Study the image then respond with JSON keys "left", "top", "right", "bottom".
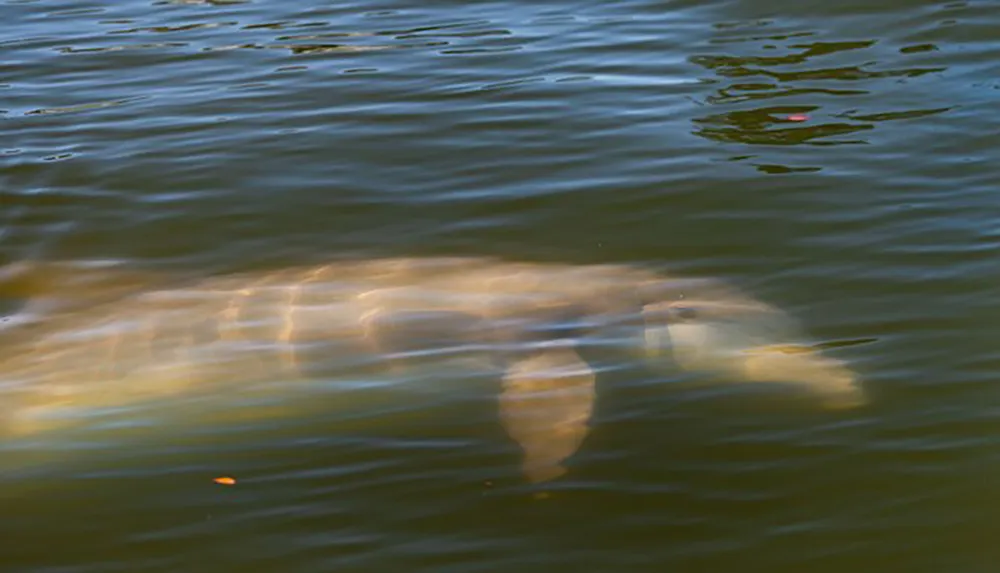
{"left": 2, "top": 0, "right": 998, "bottom": 571}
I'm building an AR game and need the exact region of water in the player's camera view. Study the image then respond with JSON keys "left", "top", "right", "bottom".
{"left": 1, "top": 0, "right": 997, "bottom": 571}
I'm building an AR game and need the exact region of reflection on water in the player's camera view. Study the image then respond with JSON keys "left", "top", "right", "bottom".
{"left": 46, "top": 11, "right": 521, "bottom": 58}
{"left": 694, "top": 108, "right": 875, "bottom": 146}
{"left": 689, "top": 25, "right": 950, "bottom": 158}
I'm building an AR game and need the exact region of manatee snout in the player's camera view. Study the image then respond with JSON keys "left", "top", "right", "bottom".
{"left": 638, "top": 294, "right": 866, "bottom": 410}
{"left": 742, "top": 348, "right": 867, "bottom": 410}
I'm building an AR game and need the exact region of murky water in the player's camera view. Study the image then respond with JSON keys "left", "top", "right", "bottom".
{"left": 1, "top": 0, "right": 997, "bottom": 571}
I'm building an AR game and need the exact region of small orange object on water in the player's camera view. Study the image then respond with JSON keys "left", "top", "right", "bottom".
{"left": 213, "top": 476, "right": 237, "bottom": 485}
{"left": 787, "top": 114, "right": 809, "bottom": 122}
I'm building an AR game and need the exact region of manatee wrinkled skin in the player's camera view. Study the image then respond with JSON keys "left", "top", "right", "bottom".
{"left": 0, "top": 257, "right": 866, "bottom": 483}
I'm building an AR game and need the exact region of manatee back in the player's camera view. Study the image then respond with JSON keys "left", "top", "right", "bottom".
{"left": 0, "top": 256, "right": 657, "bottom": 440}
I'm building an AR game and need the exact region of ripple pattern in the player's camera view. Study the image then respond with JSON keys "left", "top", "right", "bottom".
{"left": 1, "top": 0, "right": 998, "bottom": 571}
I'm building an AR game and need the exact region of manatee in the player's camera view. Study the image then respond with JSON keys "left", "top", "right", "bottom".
{"left": 0, "top": 256, "right": 866, "bottom": 483}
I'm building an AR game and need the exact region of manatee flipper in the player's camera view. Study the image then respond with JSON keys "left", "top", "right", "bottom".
{"left": 498, "top": 346, "right": 596, "bottom": 483}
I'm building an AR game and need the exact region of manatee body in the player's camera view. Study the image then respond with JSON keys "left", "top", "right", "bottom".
{"left": 0, "top": 256, "right": 865, "bottom": 483}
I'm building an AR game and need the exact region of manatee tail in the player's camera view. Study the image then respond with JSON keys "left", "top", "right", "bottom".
{"left": 0, "top": 258, "right": 172, "bottom": 324}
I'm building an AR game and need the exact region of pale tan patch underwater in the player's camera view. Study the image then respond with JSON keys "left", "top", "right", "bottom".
{"left": 0, "top": 256, "right": 867, "bottom": 484}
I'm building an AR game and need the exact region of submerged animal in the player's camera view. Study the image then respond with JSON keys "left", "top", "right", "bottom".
{"left": 0, "top": 256, "right": 865, "bottom": 483}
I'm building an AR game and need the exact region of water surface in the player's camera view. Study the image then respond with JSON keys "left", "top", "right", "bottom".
{"left": 1, "top": 0, "right": 998, "bottom": 571}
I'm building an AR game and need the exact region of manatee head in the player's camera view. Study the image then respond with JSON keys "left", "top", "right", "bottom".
{"left": 636, "top": 278, "right": 866, "bottom": 409}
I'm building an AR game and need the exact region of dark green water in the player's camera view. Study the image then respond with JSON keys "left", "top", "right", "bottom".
{"left": 1, "top": 0, "right": 997, "bottom": 571}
